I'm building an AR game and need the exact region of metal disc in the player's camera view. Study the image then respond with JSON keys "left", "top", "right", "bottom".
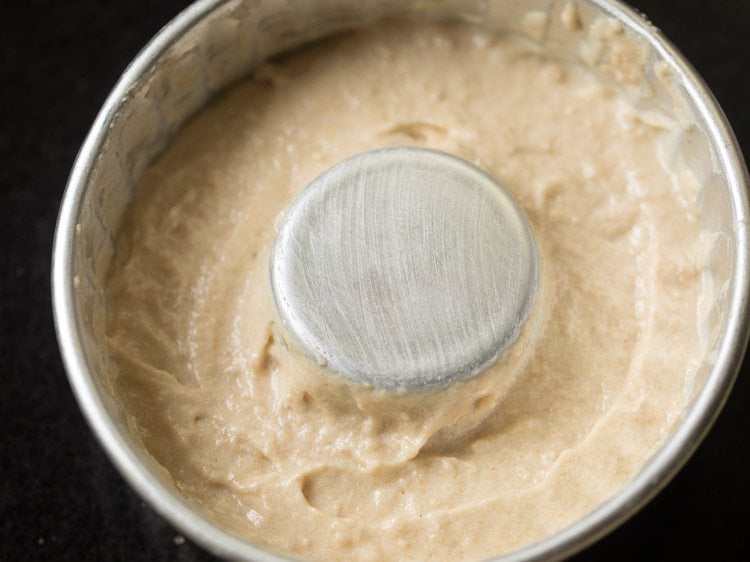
{"left": 270, "top": 147, "right": 538, "bottom": 390}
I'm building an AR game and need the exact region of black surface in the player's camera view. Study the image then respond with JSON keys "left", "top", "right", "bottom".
{"left": 1, "top": 1, "right": 748, "bottom": 560}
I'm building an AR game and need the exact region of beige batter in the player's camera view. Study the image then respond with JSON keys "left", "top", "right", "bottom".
{"left": 105, "top": 21, "right": 708, "bottom": 561}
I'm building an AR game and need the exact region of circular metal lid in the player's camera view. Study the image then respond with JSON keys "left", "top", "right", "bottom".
{"left": 270, "top": 147, "right": 538, "bottom": 390}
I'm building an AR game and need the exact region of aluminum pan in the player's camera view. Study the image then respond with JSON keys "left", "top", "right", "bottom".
{"left": 52, "top": 0, "right": 750, "bottom": 560}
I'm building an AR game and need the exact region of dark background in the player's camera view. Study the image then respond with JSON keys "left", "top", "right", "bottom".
{"left": 1, "top": 1, "right": 748, "bottom": 560}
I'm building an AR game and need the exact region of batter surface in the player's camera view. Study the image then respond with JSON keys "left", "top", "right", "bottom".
{"left": 105, "top": 21, "right": 707, "bottom": 561}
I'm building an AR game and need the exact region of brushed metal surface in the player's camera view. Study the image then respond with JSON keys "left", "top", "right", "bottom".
{"left": 271, "top": 147, "right": 538, "bottom": 389}
{"left": 52, "top": 0, "right": 750, "bottom": 560}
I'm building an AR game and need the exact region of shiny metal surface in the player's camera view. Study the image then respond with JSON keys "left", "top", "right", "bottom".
{"left": 52, "top": 0, "right": 749, "bottom": 560}
{"left": 271, "top": 147, "right": 538, "bottom": 390}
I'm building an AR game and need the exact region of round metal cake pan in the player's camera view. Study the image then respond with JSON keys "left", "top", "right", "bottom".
{"left": 52, "top": 0, "right": 750, "bottom": 560}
